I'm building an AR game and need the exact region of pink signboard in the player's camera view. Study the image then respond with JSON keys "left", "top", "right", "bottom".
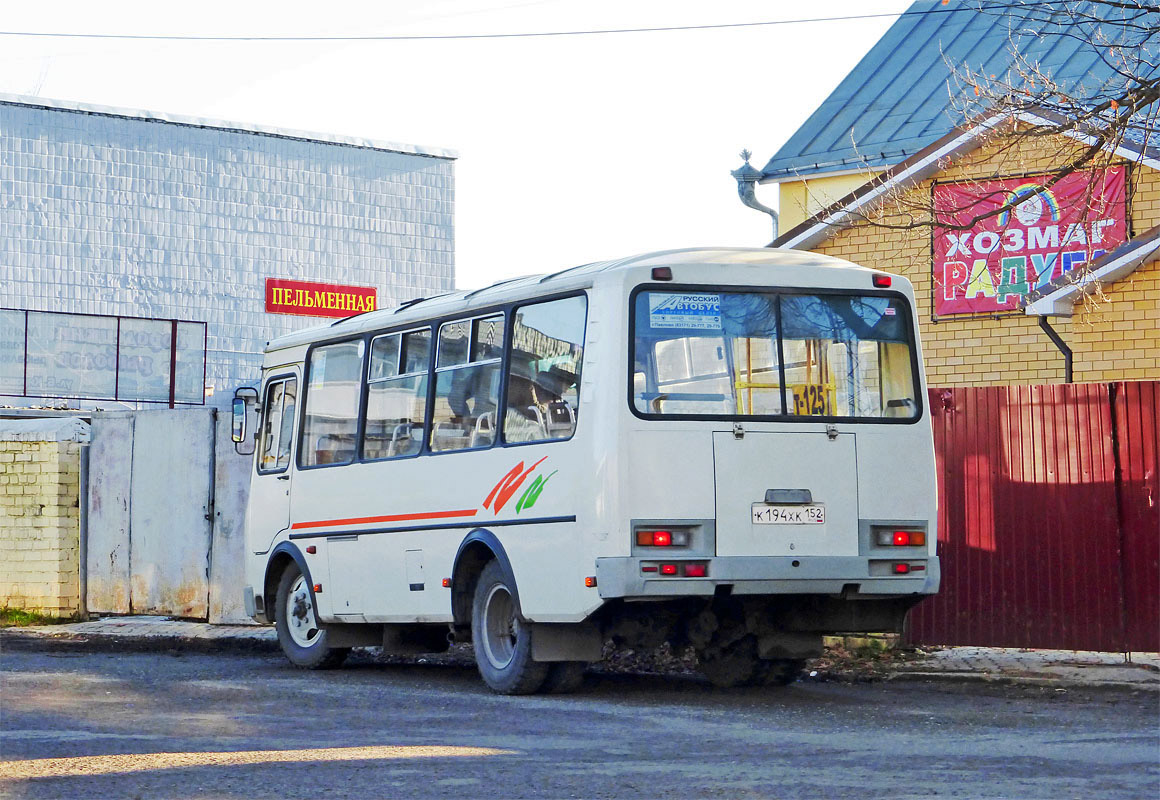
{"left": 933, "top": 167, "right": 1127, "bottom": 315}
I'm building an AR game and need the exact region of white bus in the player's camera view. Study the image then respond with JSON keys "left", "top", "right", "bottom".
{"left": 233, "top": 248, "right": 939, "bottom": 693}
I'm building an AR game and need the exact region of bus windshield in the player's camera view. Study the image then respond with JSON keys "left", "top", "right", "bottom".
{"left": 632, "top": 289, "right": 919, "bottom": 420}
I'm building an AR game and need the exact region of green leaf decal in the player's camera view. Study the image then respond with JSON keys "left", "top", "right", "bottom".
{"left": 515, "top": 470, "right": 557, "bottom": 513}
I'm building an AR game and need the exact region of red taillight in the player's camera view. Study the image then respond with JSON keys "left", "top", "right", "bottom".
{"left": 893, "top": 563, "right": 910, "bottom": 574}
{"left": 636, "top": 529, "right": 688, "bottom": 546}
{"left": 651, "top": 267, "right": 673, "bottom": 281}
{"left": 878, "top": 530, "right": 926, "bottom": 547}
{"left": 641, "top": 565, "right": 658, "bottom": 573}
{"left": 873, "top": 274, "right": 892, "bottom": 288}
{"left": 684, "top": 564, "right": 707, "bottom": 578}
{"left": 660, "top": 564, "right": 678, "bottom": 575}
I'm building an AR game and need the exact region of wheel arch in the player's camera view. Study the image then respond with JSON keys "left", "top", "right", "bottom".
{"left": 264, "top": 542, "right": 318, "bottom": 621}
{"left": 451, "top": 529, "right": 519, "bottom": 629}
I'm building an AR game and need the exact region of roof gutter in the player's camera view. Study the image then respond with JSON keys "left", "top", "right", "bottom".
{"left": 1023, "top": 232, "right": 1160, "bottom": 316}
{"left": 772, "top": 109, "right": 1160, "bottom": 253}
{"left": 775, "top": 116, "right": 1004, "bottom": 251}
{"left": 1017, "top": 111, "right": 1160, "bottom": 172}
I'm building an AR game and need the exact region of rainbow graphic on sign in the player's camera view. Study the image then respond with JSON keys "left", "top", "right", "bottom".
{"left": 997, "top": 183, "right": 1062, "bottom": 227}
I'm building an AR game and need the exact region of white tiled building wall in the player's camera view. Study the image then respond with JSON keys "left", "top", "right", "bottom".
{"left": 0, "top": 96, "right": 455, "bottom": 407}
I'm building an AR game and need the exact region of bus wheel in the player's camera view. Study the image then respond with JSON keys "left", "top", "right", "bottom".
{"left": 275, "top": 563, "right": 349, "bottom": 670}
{"left": 471, "top": 560, "right": 548, "bottom": 694}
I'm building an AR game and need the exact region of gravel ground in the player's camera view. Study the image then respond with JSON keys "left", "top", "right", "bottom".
{"left": 361, "top": 638, "right": 928, "bottom": 683}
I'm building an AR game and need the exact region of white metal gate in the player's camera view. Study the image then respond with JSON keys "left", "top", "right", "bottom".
{"left": 86, "top": 408, "right": 215, "bottom": 619}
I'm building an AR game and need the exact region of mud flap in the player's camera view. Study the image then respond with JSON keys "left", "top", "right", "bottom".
{"left": 324, "top": 623, "right": 383, "bottom": 648}
{"left": 531, "top": 622, "right": 603, "bottom": 662}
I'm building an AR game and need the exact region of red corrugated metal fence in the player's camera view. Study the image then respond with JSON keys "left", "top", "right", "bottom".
{"left": 906, "top": 381, "right": 1159, "bottom": 652}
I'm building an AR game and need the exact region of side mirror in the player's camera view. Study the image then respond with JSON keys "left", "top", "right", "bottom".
{"left": 231, "top": 397, "right": 247, "bottom": 443}
{"left": 232, "top": 387, "right": 259, "bottom": 455}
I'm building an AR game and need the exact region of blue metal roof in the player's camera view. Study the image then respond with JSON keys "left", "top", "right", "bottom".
{"left": 760, "top": 0, "right": 1158, "bottom": 181}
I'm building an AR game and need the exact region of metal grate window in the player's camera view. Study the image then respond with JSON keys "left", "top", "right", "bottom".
{"left": 0, "top": 308, "right": 208, "bottom": 406}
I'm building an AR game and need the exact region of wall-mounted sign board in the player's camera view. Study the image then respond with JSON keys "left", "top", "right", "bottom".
{"left": 932, "top": 167, "right": 1127, "bottom": 316}
{"left": 265, "top": 278, "right": 377, "bottom": 319}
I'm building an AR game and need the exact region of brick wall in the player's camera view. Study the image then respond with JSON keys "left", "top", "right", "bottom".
{"left": 0, "top": 418, "right": 89, "bottom": 617}
{"left": 811, "top": 133, "right": 1159, "bottom": 386}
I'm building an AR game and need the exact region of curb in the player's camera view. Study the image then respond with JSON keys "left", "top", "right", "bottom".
{"left": 4, "top": 627, "right": 1156, "bottom": 693}
{"left": 0, "top": 628, "right": 280, "bottom": 657}
{"left": 885, "top": 669, "right": 1160, "bottom": 692}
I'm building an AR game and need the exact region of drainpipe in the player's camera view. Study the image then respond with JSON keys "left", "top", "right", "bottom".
{"left": 1037, "top": 316, "right": 1073, "bottom": 383}
{"left": 732, "top": 150, "right": 779, "bottom": 244}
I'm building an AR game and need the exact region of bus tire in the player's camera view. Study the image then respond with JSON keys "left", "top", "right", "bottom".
{"left": 471, "top": 560, "right": 548, "bottom": 694}
{"left": 274, "top": 562, "right": 349, "bottom": 670}
{"left": 542, "top": 661, "right": 587, "bottom": 694}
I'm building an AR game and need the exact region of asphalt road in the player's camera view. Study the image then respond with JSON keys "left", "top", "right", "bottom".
{"left": 1, "top": 640, "right": 1157, "bottom": 800}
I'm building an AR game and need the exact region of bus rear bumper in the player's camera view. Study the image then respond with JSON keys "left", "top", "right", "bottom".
{"left": 594, "top": 555, "right": 940, "bottom": 600}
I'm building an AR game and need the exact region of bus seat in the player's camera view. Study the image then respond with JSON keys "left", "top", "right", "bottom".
{"left": 545, "top": 400, "right": 576, "bottom": 436}
{"left": 470, "top": 411, "right": 495, "bottom": 448}
{"left": 432, "top": 421, "right": 468, "bottom": 452}
{"left": 386, "top": 423, "right": 412, "bottom": 457}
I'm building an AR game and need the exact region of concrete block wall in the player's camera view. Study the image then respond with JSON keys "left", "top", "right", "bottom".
{"left": 0, "top": 95, "right": 456, "bottom": 407}
{"left": 0, "top": 418, "right": 90, "bottom": 617}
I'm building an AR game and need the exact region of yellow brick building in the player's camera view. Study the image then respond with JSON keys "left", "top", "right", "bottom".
{"left": 0, "top": 418, "right": 89, "bottom": 617}
{"left": 783, "top": 134, "right": 1160, "bottom": 386}
{"left": 736, "top": 0, "right": 1159, "bottom": 387}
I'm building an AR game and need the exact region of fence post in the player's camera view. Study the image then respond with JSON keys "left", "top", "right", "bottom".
{"left": 1108, "top": 382, "right": 1130, "bottom": 659}
{"left": 169, "top": 320, "right": 178, "bottom": 410}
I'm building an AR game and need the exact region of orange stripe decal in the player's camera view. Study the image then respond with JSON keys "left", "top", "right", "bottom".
{"left": 291, "top": 509, "right": 478, "bottom": 531}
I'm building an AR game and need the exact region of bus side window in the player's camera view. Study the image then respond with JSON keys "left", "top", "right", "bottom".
{"left": 503, "top": 295, "right": 587, "bottom": 444}
{"left": 364, "top": 329, "right": 430, "bottom": 460}
{"left": 430, "top": 314, "right": 504, "bottom": 452}
{"left": 275, "top": 379, "right": 297, "bottom": 468}
{"left": 258, "top": 377, "right": 297, "bottom": 472}
{"left": 258, "top": 380, "right": 285, "bottom": 472}
{"left": 300, "top": 340, "right": 363, "bottom": 467}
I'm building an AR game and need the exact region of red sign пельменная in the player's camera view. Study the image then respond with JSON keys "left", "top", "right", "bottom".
{"left": 933, "top": 167, "right": 1127, "bottom": 316}
{"left": 265, "top": 278, "right": 378, "bottom": 319}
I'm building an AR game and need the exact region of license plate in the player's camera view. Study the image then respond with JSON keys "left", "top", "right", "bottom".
{"left": 752, "top": 504, "right": 825, "bottom": 525}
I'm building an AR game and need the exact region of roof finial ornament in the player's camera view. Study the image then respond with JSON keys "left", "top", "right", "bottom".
{"left": 740, "top": 148, "right": 752, "bottom": 164}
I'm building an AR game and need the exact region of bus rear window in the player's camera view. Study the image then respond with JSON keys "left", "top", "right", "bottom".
{"left": 632, "top": 290, "right": 918, "bottom": 421}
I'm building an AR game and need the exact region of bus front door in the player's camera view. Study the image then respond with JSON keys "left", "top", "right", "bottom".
{"left": 249, "top": 374, "right": 299, "bottom": 553}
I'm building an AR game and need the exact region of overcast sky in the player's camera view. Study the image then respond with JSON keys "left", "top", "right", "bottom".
{"left": 0, "top": 0, "right": 910, "bottom": 289}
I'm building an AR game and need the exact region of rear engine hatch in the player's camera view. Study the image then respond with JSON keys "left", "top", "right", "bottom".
{"left": 713, "top": 431, "right": 858, "bottom": 557}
